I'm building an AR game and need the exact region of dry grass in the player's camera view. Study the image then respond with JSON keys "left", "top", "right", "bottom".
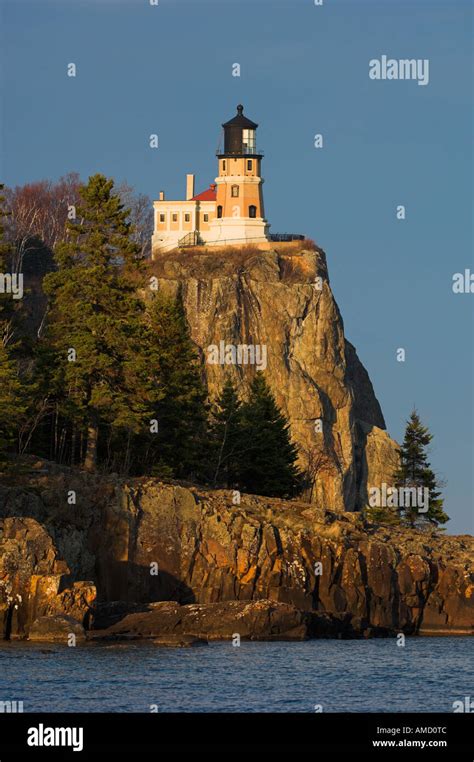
{"left": 147, "top": 238, "right": 322, "bottom": 282}
{"left": 279, "top": 255, "right": 317, "bottom": 283}
{"left": 154, "top": 237, "right": 316, "bottom": 261}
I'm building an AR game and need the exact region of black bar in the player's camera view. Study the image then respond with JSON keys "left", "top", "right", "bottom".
{"left": 0, "top": 712, "right": 472, "bottom": 758}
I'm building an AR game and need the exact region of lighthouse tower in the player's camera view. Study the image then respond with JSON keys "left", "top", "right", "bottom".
{"left": 151, "top": 105, "right": 273, "bottom": 256}
{"left": 207, "top": 105, "right": 270, "bottom": 246}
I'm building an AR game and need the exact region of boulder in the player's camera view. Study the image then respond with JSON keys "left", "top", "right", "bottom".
{"left": 29, "top": 614, "right": 85, "bottom": 642}
{"left": 89, "top": 600, "right": 382, "bottom": 642}
{"left": 152, "top": 635, "right": 208, "bottom": 648}
{"left": 90, "top": 600, "right": 312, "bottom": 642}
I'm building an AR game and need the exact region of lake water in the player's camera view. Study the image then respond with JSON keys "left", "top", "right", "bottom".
{"left": 0, "top": 638, "right": 472, "bottom": 713}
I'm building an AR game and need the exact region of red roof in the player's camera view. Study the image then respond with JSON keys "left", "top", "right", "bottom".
{"left": 192, "top": 184, "right": 217, "bottom": 202}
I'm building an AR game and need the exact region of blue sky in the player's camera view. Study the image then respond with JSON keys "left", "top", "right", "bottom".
{"left": 1, "top": 0, "right": 472, "bottom": 533}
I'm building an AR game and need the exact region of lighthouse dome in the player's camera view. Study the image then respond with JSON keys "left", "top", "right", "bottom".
{"left": 220, "top": 105, "right": 261, "bottom": 157}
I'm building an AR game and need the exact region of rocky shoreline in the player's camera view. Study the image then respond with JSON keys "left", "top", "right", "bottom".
{"left": 27, "top": 600, "right": 391, "bottom": 644}
{"left": 0, "top": 461, "right": 472, "bottom": 644}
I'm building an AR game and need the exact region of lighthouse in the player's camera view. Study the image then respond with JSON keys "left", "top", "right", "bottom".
{"left": 207, "top": 104, "right": 270, "bottom": 246}
{"left": 151, "top": 105, "right": 271, "bottom": 256}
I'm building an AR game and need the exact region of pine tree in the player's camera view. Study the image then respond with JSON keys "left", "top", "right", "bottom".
{"left": 393, "top": 410, "right": 448, "bottom": 527}
{"left": 238, "top": 373, "right": 302, "bottom": 497}
{"left": 363, "top": 505, "right": 401, "bottom": 527}
{"left": 141, "top": 290, "right": 208, "bottom": 479}
{"left": 209, "top": 376, "right": 244, "bottom": 487}
{"left": 0, "top": 342, "right": 28, "bottom": 460}
{"left": 0, "top": 186, "right": 28, "bottom": 461}
{"left": 43, "top": 174, "right": 155, "bottom": 472}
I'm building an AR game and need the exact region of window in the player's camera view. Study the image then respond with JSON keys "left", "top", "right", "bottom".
{"left": 247, "top": 160, "right": 252, "bottom": 171}
{"left": 159, "top": 214, "right": 165, "bottom": 223}
{"left": 217, "top": 206, "right": 223, "bottom": 219}
{"left": 242, "top": 129, "right": 256, "bottom": 152}
{"left": 249, "top": 205, "right": 257, "bottom": 218}
{"left": 203, "top": 213, "right": 209, "bottom": 222}
{"left": 172, "top": 214, "right": 178, "bottom": 223}
{"left": 222, "top": 160, "right": 226, "bottom": 171}
{"left": 231, "top": 185, "right": 239, "bottom": 198}
{"left": 184, "top": 213, "right": 190, "bottom": 222}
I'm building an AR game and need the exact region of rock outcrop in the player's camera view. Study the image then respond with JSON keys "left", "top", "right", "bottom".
{"left": 0, "top": 464, "right": 472, "bottom": 639}
{"left": 29, "top": 614, "right": 86, "bottom": 642}
{"left": 148, "top": 245, "right": 399, "bottom": 512}
{"left": 90, "top": 600, "right": 359, "bottom": 641}
{"left": 90, "top": 600, "right": 311, "bottom": 642}
{"left": 0, "top": 515, "right": 95, "bottom": 640}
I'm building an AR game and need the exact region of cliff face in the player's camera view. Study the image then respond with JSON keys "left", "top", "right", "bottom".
{"left": 3, "top": 246, "right": 469, "bottom": 642}
{"left": 0, "top": 465, "right": 472, "bottom": 638}
{"left": 148, "top": 246, "right": 398, "bottom": 511}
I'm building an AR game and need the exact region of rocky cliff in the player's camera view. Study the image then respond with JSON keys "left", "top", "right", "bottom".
{"left": 147, "top": 244, "right": 398, "bottom": 512}
{"left": 1, "top": 463, "right": 472, "bottom": 639}
{"left": 2, "top": 244, "right": 470, "bottom": 642}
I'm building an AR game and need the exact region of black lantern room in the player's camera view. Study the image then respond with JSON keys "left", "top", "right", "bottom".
{"left": 217, "top": 105, "right": 263, "bottom": 158}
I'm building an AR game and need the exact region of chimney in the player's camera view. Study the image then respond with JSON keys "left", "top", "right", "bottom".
{"left": 186, "top": 174, "right": 195, "bottom": 201}
{"left": 159, "top": 191, "right": 165, "bottom": 201}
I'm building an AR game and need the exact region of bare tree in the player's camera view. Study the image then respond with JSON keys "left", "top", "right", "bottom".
{"left": 300, "top": 445, "right": 336, "bottom": 502}
{"left": 4, "top": 173, "right": 83, "bottom": 273}
{"left": 5, "top": 175, "right": 153, "bottom": 265}
{"left": 116, "top": 181, "right": 154, "bottom": 259}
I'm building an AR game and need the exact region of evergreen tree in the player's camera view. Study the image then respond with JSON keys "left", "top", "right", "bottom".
{"left": 363, "top": 504, "right": 401, "bottom": 527}
{"left": 209, "top": 376, "right": 244, "bottom": 487}
{"left": 238, "top": 373, "right": 302, "bottom": 497}
{"left": 0, "top": 342, "right": 28, "bottom": 460}
{"left": 0, "top": 186, "right": 28, "bottom": 461}
{"left": 141, "top": 291, "right": 208, "bottom": 479}
{"left": 43, "top": 174, "right": 156, "bottom": 471}
{"left": 393, "top": 410, "right": 448, "bottom": 527}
